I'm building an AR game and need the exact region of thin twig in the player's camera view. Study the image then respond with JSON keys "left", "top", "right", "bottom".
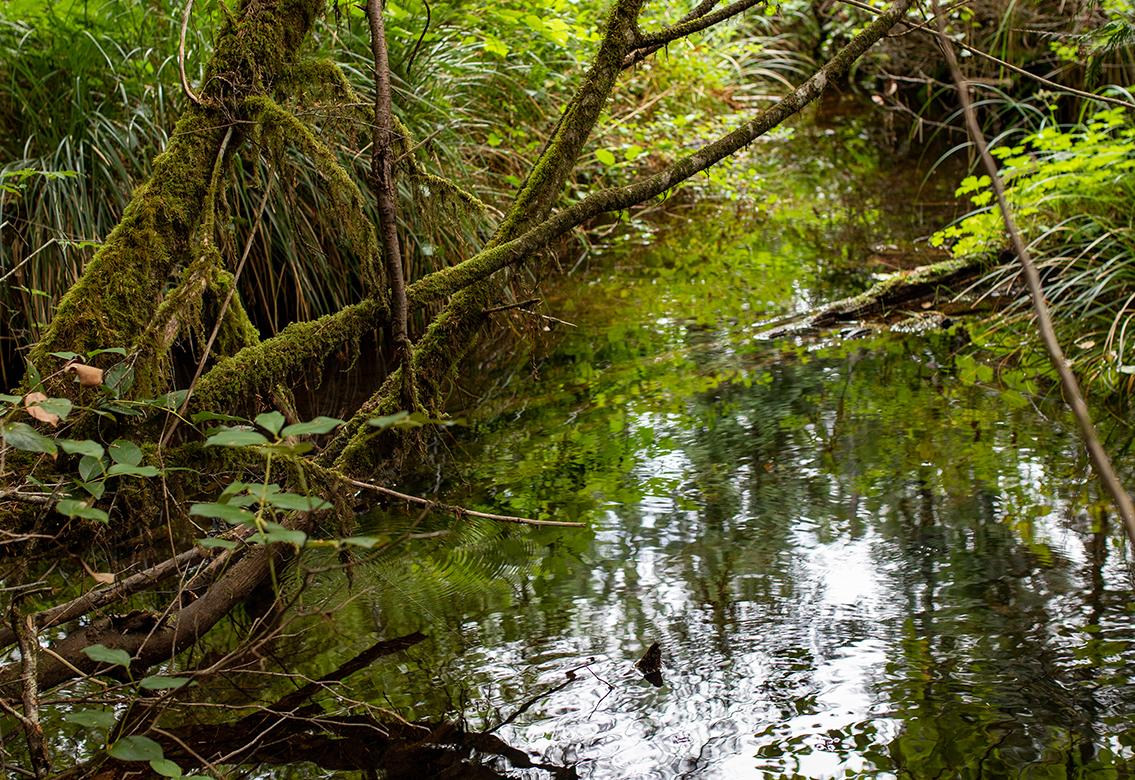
{"left": 344, "top": 478, "right": 585, "bottom": 527}
{"left": 931, "top": 0, "right": 1135, "bottom": 550}
{"left": 483, "top": 298, "right": 541, "bottom": 315}
{"left": 179, "top": 0, "right": 203, "bottom": 106}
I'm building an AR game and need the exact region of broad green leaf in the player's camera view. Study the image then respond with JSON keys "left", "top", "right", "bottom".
{"left": 341, "top": 536, "right": 381, "bottom": 548}
{"left": 49, "top": 351, "right": 81, "bottom": 361}
{"left": 108, "top": 735, "right": 163, "bottom": 762}
{"left": 368, "top": 411, "right": 410, "bottom": 429}
{"left": 107, "top": 463, "right": 160, "bottom": 478}
{"left": 150, "top": 758, "right": 183, "bottom": 778}
{"left": 2, "top": 422, "right": 57, "bottom": 457}
{"left": 156, "top": 389, "right": 189, "bottom": 411}
{"left": 595, "top": 148, "right": 616, "bottom": 166}
{"left": 139, "top": 675, "right": 191, "bottom": 690}
{"left": 87, "top": 346, "right": 128, "bottom": 358}
{"left": 281, "top": 416, "right": 344, "bottom": 437}
{"left": 108, "top": 439, "right": 143, "bottom": 466}
{"left": 57, "top": 499, "right": 109, "bottom": 523}
{"left": 262, "top": 441, "right": 314, "bottom": 456}
{"left": 78, "top": 454, "right": 105, "bottom": 481}
{"left": 204, "top": 429, "right": 269, "bottom": 448}
{"left": 263, "top": 492, "right": 332, "bottom": 512}
{"left": 104, "top": 363, "right": 134, "bottom": 396}
{"left": 80, "top": 480, "right": 106, "bottom": 500}
{"left": 34, "top": 397, "right": 72, "bottom": 420}
{"left": 189, "top": 503, "right": 255, "bottom": 524}
{"left": 254, "top": 411, "right": 286, "bottom": 436}
{"left": 83, "top": 643, "right": 132, "bottom": 668}
{"left": 64, "top": 709, "right": 117, "bottom": 729}
{"left": 0, "top": 393, "right": 22, "bottom": 404}
{"left": 255, "top": 523, "right": 307, "bottom": 546}
{"left": 59, "top": 439, "right": 104, "bottom": 459}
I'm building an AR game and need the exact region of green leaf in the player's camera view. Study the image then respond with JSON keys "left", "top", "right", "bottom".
{"left": 59, "top": 439, "right": 104, "bottom": 459}
{"left": 108, "top": 439, "right": 143, "bottom": 466}
{"left": 108, "top": 735, "right": 163, "bottom": 762}
{"left": 150, "top": 758, "right": 183, "bottom": 778}
{"left": 254, "top": 522, "right": 307, "bottom": 546}
{"left": 80, "top": 480, "right": 106, "bottom": 500}
{"left": 196, "top": 537, "right": 237, "bottom": 550}
{"left": 0, "top": 393, "right": 22, "bottom": 404}
{"left": 107, "top": 463, "right": 160, "bottom": 478}
{"left": 104, "top": 363, "right": 134, "bottom": 397}
{"left": 33, "top": 397, "right": 72, "bottom": 420}
{"left": 368, "top": 411, "right": 411, "bottom": 429}
{"left": 64, "top": 709, "right": 118, "bottom": 729}
{"left": 189, "top": 503, "right": 255, "bottom": 524}
{"left": 139, "top": 675, "right": 191, "bottom": 690}
{"left": 57, "top": 499, "right": 109, "bottom": 523}
{"left": 49, "top": 351, "right": 81, "bottom": 361}
{"left": 595, "top": 148, "right": 616, "bottom": 166}
{"left": 254, "top": 411, "right": 286, "bottom": 436}
{"left": 263, "top": 492, "right": 332, "bottom": 512}
{"left": 156, "top": 389, "right": 189, "bottom": 411}
{"left": 341, "top": 536, "right": 381, "bottom": 548}
{"left": 83, "top": 644, "right": 132, "bottom": 668}
{"left": 87, "top": 346, "right": 128, "bottom": 358}
{"left": 281, "top": 416, "right": 344, "bottom": 437}
{"left": 204, "top": 428, "right": 269, "bottom": 448}
{"left": 78, "top": 454, "right": 105, "bottom": 481}
{"left": 2, "top": 422, "right": 57, "bottom": 457}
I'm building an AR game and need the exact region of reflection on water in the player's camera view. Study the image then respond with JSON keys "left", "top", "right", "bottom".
{"left": 341, "top": 115, "right": 1135, "bottom": 778}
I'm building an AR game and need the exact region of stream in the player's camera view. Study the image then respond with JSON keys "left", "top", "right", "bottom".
{"left": 270, "top": 112, "right": 1135, "bottom": 777}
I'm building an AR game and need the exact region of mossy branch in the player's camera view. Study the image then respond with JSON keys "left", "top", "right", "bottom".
{"left": 407, "top": 0, "right": 914, "bottom": 306}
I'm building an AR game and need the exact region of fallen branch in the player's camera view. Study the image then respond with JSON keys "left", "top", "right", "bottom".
{"left": 343, "top": 478, "right": 585, "bottom": 527}
{"left": 757, "top": 254, "right": 985, "bottom": 338}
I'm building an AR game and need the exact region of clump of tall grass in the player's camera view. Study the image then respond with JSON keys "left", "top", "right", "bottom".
{"left": 931, "top": 102, "right": 1135, "bottom": 392}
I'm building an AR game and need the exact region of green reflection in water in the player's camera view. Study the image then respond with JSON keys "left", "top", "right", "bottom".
{"left": 291, "top": 116, "right": 1135, "bottom": 777}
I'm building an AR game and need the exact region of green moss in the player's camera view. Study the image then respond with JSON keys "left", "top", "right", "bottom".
{"left": 249, "top": 95, "right": 384, "bottom": 294}
{"left": 193, "top": 297, "right": 387, "bottom": 414}
{"left": 28, "top": 0, "right": 326, "bottom": 393}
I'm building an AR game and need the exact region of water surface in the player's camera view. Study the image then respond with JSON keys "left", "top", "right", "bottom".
{"left": 335, "top": 114, "right": 1135, "bottom": 778}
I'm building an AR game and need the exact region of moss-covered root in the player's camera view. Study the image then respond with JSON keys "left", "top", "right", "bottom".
{"left": 27, "top": 0, "right": 325, "bottom": 392}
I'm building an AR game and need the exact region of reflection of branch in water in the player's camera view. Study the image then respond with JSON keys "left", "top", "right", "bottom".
{"left": 490, "top": 657, "right": 597, "bottom": 734}
{"left": 57, "top": 631, "right": 575, "bottom": 778}
{"left": 587, "top": 663, "right": 618, "bottom": 719}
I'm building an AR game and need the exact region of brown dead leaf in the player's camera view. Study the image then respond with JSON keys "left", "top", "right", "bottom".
{"left": 23, "top": 391, "right": 59, "bottom": 427}
{"left": 80, "top": 559, "right": 116, "bottom": 584}
{"left": 66, "top": 362, "right": 104, "bottom": 387}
